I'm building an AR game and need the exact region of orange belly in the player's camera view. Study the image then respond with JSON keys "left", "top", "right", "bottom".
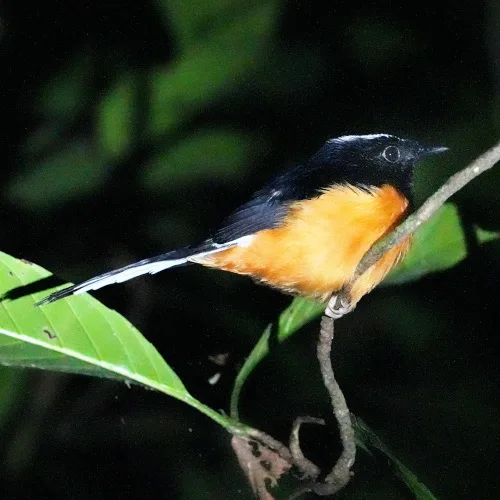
{"left": 200, "top": 184, "right": 410, "bottom": 304}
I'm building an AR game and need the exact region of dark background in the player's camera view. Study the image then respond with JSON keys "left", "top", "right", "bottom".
{"left": 1, "top": 1, "right": 499, "bottom": 499}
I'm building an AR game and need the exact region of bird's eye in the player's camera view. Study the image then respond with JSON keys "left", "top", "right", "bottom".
{"left": 382, "top": 146, "right": 400, "bottom": 163}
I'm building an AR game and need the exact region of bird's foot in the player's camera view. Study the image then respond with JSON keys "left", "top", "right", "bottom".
{"left": 325, "top": 294, "right": 354, "bottom": 319}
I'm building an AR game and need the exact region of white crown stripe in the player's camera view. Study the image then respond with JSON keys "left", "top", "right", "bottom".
{"left": 334, "top": 134, "right": 393, "bottom": 142}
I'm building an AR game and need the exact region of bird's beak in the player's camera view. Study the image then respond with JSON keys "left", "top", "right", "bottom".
{"left": 419, "top": 145, "right": 449, "bottom": 157}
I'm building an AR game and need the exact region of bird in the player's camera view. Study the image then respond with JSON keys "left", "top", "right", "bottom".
{"left": 35, "top": 134, "right": 447, "bottom": 314}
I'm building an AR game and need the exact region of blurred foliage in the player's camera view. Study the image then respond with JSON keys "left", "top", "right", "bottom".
{"left": 142, "top": 128, "right": 258, "bottom": 191}
{"left": 98, "top": 73, "right": 135, "bottom": 160}
{"left": 148, "top": 1, "right": 279, "bottom": 136}
{"left": 1, "top": 0, "right": 500, "bottom": 499}
{"left": 7, "top": 141, "right": 109, "bottom": 210}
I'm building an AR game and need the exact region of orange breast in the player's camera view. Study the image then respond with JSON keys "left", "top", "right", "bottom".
{"left": 200, "top": 184, "right": 410, "bottom": 304}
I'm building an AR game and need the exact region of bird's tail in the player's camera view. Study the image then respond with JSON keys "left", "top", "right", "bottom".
{"left": 35, "top": 240, "right": 233, "bottom": 306}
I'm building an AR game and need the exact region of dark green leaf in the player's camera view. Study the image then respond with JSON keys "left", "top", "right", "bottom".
{"left": 277, "top": 297, "right": 325, "bottom": 341}
{"left": 354, "top": 417, "right": 438, "bottom": 500}
{"left": 154, "top": 0, "right": 250, "bottom": 50}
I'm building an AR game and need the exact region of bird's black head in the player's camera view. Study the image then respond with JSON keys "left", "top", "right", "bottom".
{"left": 310, "top": 133, "right": 448, "bottom": 202}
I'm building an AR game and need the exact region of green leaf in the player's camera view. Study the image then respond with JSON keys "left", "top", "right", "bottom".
{"left": 6, "top": 141, "right": 109, "bottom": 210}
{"left": 148, "top": 1, "right": 278, "bottom": 136}
{"left": 354, "top": 417, "right": 438, "bottom": 500}
{"left": 385, "top": 203, "right": 499, "bottom": 285}
{"left": 97, "top": 73, "right": 135, "bottom": 160}
{"left": 475, "top": 226, "right": 500, "bottom": 243}
{"left": 230, "top": 297, "right": 323, "bottom": 419}
{"left": 277, "top": 297, "right": 325, "bottom": 339}
{"left": 142, "top": 128, "right": 255, "bottom": 191}
{"left": 0, "top": 252, "right": 245, "bottom": 433}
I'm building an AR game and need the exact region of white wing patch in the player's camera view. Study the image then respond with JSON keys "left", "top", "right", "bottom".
{"left": 235, "top": 235, "right": 254, "bottom": 247}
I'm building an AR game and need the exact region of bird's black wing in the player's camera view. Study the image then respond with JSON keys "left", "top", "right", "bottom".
{"left": 212, "top": 159, "right": 343, "bottom": 244}
{"left": 212, "top": 189, "right": 290, "bottom": 244}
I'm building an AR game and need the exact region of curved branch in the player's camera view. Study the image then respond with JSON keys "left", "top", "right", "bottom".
{"left": 350, "top": 138, "right": 500, "bottom": 284}
{"left": 316, "top": 316, "right": 355, "bottom": 490}
{"left": 289, "top": 417, "right": 325, "bottom": 480}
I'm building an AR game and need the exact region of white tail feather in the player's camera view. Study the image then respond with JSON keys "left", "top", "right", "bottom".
{"left": 72, "top": 239, "right": 251, "bottom": 295}
{"left": 36, "top": 235, "right": 254, "bottom": 305}
{"left": 73, "top": 258, "right": 188, "bottom": 295}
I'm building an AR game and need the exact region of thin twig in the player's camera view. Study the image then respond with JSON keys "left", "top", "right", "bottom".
{"left": 350, "top": 138, "right": 500, "bottom": 283}
{"left": 289, "top": 417, "right": 325, "bottom": 480}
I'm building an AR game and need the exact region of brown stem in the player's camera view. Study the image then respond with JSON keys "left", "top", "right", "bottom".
{"left": 288, "top": 316, "right": 355, "bottom": 499}
{"left": 316, "top": 316, "right": 355, "bottom": 491}
{"left": 245, "top": 427, "right": 294, "bottom": 464}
